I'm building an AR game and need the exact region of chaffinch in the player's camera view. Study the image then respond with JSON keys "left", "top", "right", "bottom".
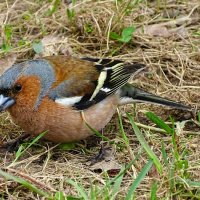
{"left": 0, "top": 56, "right": 190, "bottom": 143}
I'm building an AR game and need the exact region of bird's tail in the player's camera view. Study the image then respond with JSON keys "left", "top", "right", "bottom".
{"left": 119, "top": 83, "right": 190, "bottom": 110}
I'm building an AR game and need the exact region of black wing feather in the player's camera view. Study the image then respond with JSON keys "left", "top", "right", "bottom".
{"left": 73, "top": 58, "right": 146, "bottom": 110}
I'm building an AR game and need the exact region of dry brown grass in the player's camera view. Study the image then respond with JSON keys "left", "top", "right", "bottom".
{"left": 0, "top": 0, "right": 200, "bottom": 199}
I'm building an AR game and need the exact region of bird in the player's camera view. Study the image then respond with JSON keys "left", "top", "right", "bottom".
{"left": 0, "top": 55, "right": 190, "bottom": 145}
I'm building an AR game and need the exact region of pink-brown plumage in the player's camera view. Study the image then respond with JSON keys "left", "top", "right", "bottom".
{"left": 9, "top": 90, "right": 118, "bottom": 143}
{"left": 6, "top": 57, "right": 120, "bottom": 142}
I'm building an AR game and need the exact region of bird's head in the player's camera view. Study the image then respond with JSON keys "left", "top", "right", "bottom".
{"left": 0, "top": 59, "right": 55, "bottom": 111}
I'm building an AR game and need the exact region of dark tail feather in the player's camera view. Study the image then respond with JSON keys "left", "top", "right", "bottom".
{"left": 120, "top": 83, "right": 191, "bottom": 110}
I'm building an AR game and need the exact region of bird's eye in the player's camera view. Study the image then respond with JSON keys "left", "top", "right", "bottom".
{"left": 14, "top": 84, "right": 22, "bottom": 92}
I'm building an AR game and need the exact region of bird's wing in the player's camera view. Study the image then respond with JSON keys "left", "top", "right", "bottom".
{"left": 47, "top": 56, "right": 145, "bottom": 110}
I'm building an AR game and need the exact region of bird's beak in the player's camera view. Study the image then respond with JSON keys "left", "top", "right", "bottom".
{"left": 0, "top": 94, "right": 15, "bottom": 112}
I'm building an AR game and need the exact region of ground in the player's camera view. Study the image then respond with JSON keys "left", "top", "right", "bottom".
{"left": 0, "top": 0, "right": 200, "bottom": 199}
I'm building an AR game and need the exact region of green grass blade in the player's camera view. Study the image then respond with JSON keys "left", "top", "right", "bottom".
{"left": 171, "top": 131, "right": 179, "bottom": 161}
{"left": 84, "top": 121, "right": 110, "bottom": 142}
{"left": 23, "top": 131, "right": 47, "bottom": 151}
{"left": 0, "top": 169, "right": 50, "bottom": 198}
{"left": 146, "top": 112, "right": 173, "bottom": 134}
{"left": 66, "top": 196, "right": 83, "bottom": 200}
{"left": 90, "top": 184, "right": 97, "bottom": 200}
{"left": 169, "top": 164, "right": 175, "bottom": 192}
{"left": 198, "top": 112, "right": 200, "bottom": 123}
{"left": 126, "top": 113, "right": 162, "bottom": 174}
{"left": 177, "top": 178, "right": 200, "bottom": 188}
{"left": 107, "top": 147, "right": 143, "bottom": 186}
{"left": 185, "top": 179, "right": 200, "bottom": 187}
{"left": 117, "top": 109, "right": 129, "bottom": 145}
{"left": 125, "top": 160, "right": 153, "bottom": 200}
{"left": 111, "top": 165, "right": 125, "bottom": 199}
{"left": 98, "top": 148, "right": 143, "bottom": 198}
{"left": 67, "top": 179, "right": 88, "bottom": 200}
{"left": 161, "top": 141, "right": 168, "bottom": 167}
{"left": 15, "top": 145, "right": 25, "bottom": 160}
{"left": 150, "top": 181, "right": 157, "bottom": 200}
{"left": 10, "top": 131, "right": 47, "bottom": 166}
{"left": 58, "top": 142, "right": 76, "bottom": 151}
{"left": 46, "top": 0, "right": 61, "bottom": 16}
{"left": 54, "top": 191, "right": 65, "bottom": 200}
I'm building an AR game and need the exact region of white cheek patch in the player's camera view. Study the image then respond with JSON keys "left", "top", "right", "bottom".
{"left": 55, "top": 96, "right": 82, "bottom": 106}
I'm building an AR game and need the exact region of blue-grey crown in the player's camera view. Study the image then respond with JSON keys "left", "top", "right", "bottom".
{"left": 0, "top": 59, "right": 56, "bottom": 109}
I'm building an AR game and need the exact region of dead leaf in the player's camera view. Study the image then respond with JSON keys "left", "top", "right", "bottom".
{"left": 170, "top": 26, "right": 188, "bottom": 39}
{"left": 89, "top": 158, "right": 121, "bottom": 172}
{"left": 0, "top": 54, "right": 17, "bottom": 75}
{"left": 175, "top": 120, "right": 189, "bottom": 135}
{"left": 163, "top": 8, "right": 180, "bottom": 18}
{"left": 88, "top": 146, "right": 121, "bottom": 172}
{"left": 161, "top": 16, "right": 191, "bottom": 27}
{"left": 41, "top": 35, "right": 61, "bottom": 56}
{"left": 144, "top": 24, "right": 171, "bottom": 38}
{"left": 60, "top": 43, "right": 73, "bottom": 56}
{"left": 34, "top": 35, "right": 73, "bottom": 58}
